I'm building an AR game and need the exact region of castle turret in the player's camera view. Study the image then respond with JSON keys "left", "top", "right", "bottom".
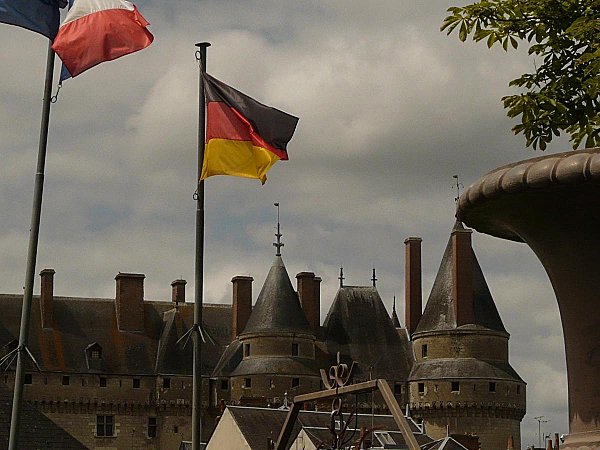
{"left": 408, "top": 221, "right": 526, "bottom": 450}
{"left": 229, "top": 255, "right": 319, "bottom": 405}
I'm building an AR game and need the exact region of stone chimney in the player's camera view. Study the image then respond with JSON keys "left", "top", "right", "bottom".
{"left": 115, "top": 273, "right": 145, "bottom": 332}
{"left": 404, "top": 237, "right": 422, "bottom": 336}
{"left": 296, "top": 272, "right": 319, "bottom": 335}
{"left": 554, "top": 433, "right": 560, "bottom": 450}
{"left": 452, "top": 228, "right": 474, "bottom": 326}
{"left": 547, "top": 439, "right": 553, "bottom": 450}
{"left": 40, "top": 268, "right": 55, "bottom": 329}
{"left": 231, "top": 276, "right": 253, "bottom": 340}
{"left": 171, "top": 279, "right": 186, "bottom": 304}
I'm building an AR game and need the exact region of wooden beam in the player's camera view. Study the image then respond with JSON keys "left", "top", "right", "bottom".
{"left": 275, "top": 379, "right": 420, "bottom": 450}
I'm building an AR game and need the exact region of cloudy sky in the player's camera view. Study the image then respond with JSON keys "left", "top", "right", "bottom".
{"left": 0, "top": 1, "right": 570, "bottom": 446}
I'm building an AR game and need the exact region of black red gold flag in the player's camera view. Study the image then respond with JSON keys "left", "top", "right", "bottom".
{"left": 202, "top": 72, "right": 299, "bottom": 184}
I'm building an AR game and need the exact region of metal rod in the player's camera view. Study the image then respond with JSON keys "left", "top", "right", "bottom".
{"left": 193, "top": 41, "right": 210, "bottom": 450}
{"left": 8, "top": 42, "right": 55, "bottom": 450}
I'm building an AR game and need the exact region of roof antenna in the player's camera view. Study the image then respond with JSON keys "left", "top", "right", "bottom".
{"left": 371, "top": 267, "right": 377, "bottom": 287}
{"left": 339, "top": 267, "right": 344, "bottom": 287}
{"left": 453, "top": 174, "right": 463, "bottom": 203}
{"left": 273, "top": 202, "right": 284, "bottom": 256}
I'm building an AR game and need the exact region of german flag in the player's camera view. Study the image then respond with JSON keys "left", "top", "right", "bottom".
{"left": 202, "top": 73, "right": 299, "bottom": 184}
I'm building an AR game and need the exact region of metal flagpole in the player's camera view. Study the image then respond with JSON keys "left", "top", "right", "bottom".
{"left": 193, "top": 41, "right": 210, "bottom": 450}
{"left": 7, "top": 42, "right": 56, "bottom": 450}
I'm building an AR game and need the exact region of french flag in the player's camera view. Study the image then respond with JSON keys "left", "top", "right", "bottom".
{"left": 51, "top": 0, "right": 153, "bottom": 78}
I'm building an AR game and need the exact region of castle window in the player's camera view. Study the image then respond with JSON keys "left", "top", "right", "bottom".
{"left": 489, "top": 382, "right": 496, "bottom": 392}
{"left": 220, "top": 379, "right": 228, "bottom": 390}
{"left": 163, "top": 377, "right": 171, "bottom": 389}
{"left": 292, "top": 378, "right": 300, "bottom": 388}
{"left": 96, "top": 415, "right": 114, "bottom": 437}
{"left": 394, "top": 383, "right": 402, "bottom": 395}
{"left": 270, "top": 379, "right": 275, "bottom": 388}
{"left": 62, "top": 375, "right": 70, "bottom": 386}
{"left": 133, "top": 378, "right": 140, "bottom": 389}
{"left": 451, "top": 381, "right": 460, "bottom": 392}
{"left": 24, "top": 373, "right": 32, "bottom": 385}
{"left": 91, "top": 349, "right": 101, "bottom": 359}
{"left": 422, "top": 344, "right": 428, "bottom": 358}
{"left": 517, "top": 385, "right": 521, "bottom": 394}
{"left": 244, "top": 343, "right": 251, "bottom": 357}
{"left": 100, "top": 377, "right": 107, "bottom": 387}
{"left": 173, "top": 425, "right": 179, "bottom": 434}
{"left": 418, "top": 382, "right": 425, "bottom": 394}
{"left": 292, "top": 343, "right": 299, "bottom": 356}
{"left": 244, "top": 378, "right": 251, "bottom": 388}
{"left": 147, "top": 417, "right": 157, "bottom": 438}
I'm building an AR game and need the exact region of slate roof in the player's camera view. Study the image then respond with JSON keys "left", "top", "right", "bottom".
{"left": 322, "top": 286, "right": 414, "bottom": 380}
{"left": 0, "top": 382, "right": 88, "bottom": 449}
{"left": 414, "top": 221, "right": 506, "bottom": 335}
{"left": 230, "top": 356, "right": 319, "bottom": 377}
{"left": 421, "top": 437, "right": 470, "bottom": 450}
{"left": 225, "top": 406, "right": 431, "bottom": 450}
{"left": 0, "top": 294, "right": 232, "bottom": 376}
{"left": 409, "top": 358, "right": 524, "bottom": 382}
{"left": 240, "top": 256, "right": 313, "bottom": 337}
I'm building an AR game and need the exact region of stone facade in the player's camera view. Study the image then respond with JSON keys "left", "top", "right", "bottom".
{"left": 0, "top": 221, "right": 526, "bottom": 449}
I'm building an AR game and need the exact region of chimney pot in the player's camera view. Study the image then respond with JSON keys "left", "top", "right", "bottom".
{"left": 404, "top": 237, "right": 422, "bottom": 336}
{"left": 231, "top": 276, "right": 253, "bottom": 341}
{"left": 452, "top": 229, "right": 474, "bottom": 326}
{"left": 40, "top": 268, "right": 55, "bottom": 329}
{"left": 115, "top": 273, "right": 145, "bottom": 332}
{"left": 171, "top": 279, "right": 187, "bottom": 304}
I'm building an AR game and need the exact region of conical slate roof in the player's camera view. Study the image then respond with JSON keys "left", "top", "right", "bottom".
{"left": 240, "top": 256, "right": 313, "bottom": 336}
{"left": 414, "top": 221, "right": 506, "bottom": 334}
{"left": 323, "top": 286, "right": 414, "bottom": 380}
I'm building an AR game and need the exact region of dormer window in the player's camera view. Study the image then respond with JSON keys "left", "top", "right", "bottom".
{"left": 85, "top": 342, "right": 103, "bottom": 371}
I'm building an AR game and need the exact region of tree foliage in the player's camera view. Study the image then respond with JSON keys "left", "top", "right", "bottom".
{"left": 442, "top": 0, "right": 600, "bottom": 150}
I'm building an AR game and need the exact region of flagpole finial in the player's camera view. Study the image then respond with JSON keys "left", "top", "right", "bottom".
{"left": 372, "top": 267, "right": 377, "bottom": 287}
{"left": 273, "top": 202, "right": 284, "bottom": 256}
{"left": 339, "top": 267, "right": 344, "bottom": 288}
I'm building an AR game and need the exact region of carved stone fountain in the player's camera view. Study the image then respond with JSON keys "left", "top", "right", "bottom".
{"left": 458, "top": 148, "right": 600, "bottom": 450}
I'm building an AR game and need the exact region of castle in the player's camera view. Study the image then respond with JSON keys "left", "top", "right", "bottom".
{"left": 0, "top": 220, "right": 525, "bottom": 449}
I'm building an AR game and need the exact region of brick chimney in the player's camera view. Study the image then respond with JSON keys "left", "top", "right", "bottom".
{"left": 404, "top": 237, "right": 422, "bottom": 336}
{"left": 554, "top": 433, "right": 560, "bottom": 450}
{"left": 231, "top": 276, "right": 253, "bottom": 340}
{"left": 296, "top": 272, "right": 319, "bottom": 335}
{"left": 452, "top": 228, "right": 473, "bottom": 326}
{"left": 314, "top": 276, "right": 321, "bottom": 335}
{"left": 40, "top": 268, "right": 55, "bottom": 329}
{"left": 547, "top": 439, "right": 553, "bottom": 450}
{"left": 171, "top": 279, "right": 186, "bottom": 304}
{"left": 115, "top": 273, "right": 145, "bottom": 332}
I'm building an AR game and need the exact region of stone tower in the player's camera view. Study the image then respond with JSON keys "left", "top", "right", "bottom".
{"left": 407, "top": 221, "right": 526, "bottom": 450}
{"left": 228, "top": 255, "right": 320, "bottom": 404}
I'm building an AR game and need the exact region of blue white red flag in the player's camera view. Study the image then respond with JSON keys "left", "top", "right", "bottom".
{"left": 0, "top": 0, "right": 67, "bottom": 40}
{"left": 51, "top": 0, "right": 153, "bottom": 78}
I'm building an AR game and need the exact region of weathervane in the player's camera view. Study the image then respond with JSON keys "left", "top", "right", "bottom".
{"left": 371, "top": 267, "right": 377, "bottom": 287}
{"left": 453, "top": 174, "right": 464, "bottom": 203}
{"left": 338, "top": 267, "right": 344, "bottom": 287}
{"left": 273, "top": 202, "right": 284, "bottom": 256}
